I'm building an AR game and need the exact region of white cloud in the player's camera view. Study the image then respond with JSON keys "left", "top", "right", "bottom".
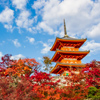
{"left": 0, "top": 7, "right": 14, "bottom": 23}
{"left": 38, "top": 57, "right": 42, "bottom": 60}
{"left": 10, "top": 54, "right": 25, "bottom": 60}
{"left": 38, "top": 21, "right": 54, "bottom": 35}
{"left": 32, "top": 0, "right": 46, "bottom": 13}
{"left": 82, "top": 23, "right": 100, "bottom": 39}
{"left": 12, "top": 39, "right": 21, "bottom": 47}
{"left": 80, "top": 40, "right": 100, "bottom": 53}
{"left": 11, "top": 0, "right": 38, "bottom": 33}
{"left": 0, "top": 52, "right": 3, "bottom": 62}
{"left": 0, "top": 52, "right": 3, "bottom": 58}
{"left": 40, "top": 41, "right": 51, "bottom": 54}
{"left": 0, "top": 52, "right": 25, "bottom": 61}
{"left": 48, "top": 39, "right": 55, "bottom": 43}
{"left": 15, "top": 10, "right": 32, "bottom": 28}
{"left": 32, "top": 0, "right": 100, "bottom": 38}
{"left": 4, "top": 24, "right": 13, "bottom": 32}
{"left": 15, "top": 10, "right": 37, "bottom": 32}
{"left": 11, "top": 0, "right": 28, "bottom": 10}
{"left": 0, "top": 7, "right": 14, "bottom": 31}
{"left": 26, "top": 36, "right": 35, "bottom": 44}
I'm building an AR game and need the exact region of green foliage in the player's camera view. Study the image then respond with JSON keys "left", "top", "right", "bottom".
{"left": 96, "top": 89, "right": 100, "bottom": 96}
{"left": 88, "top": 87, "right": 97, "bottom": 97}
{"left": 93, "top": 89, "right": 100, "bottom": 100}
{"left": 87, "top": 87, "right": 100, "bottom": 100}
{"left": 93, "top": 96, "right": 100, "bottom": 100}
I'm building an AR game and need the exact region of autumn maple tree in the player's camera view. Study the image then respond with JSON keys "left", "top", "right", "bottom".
{"left": 82, "top": 60, "right": 100, "bottom": 88}
{"left": 0, "top": 54, "right": 40, "bottom": 77}
{"left": 0, "top": 54, "right": 100, "bottom": 100}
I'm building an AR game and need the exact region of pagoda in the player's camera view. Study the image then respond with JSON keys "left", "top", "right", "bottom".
{"left": 50, "top": 20, "right": 90, "bottom": 76}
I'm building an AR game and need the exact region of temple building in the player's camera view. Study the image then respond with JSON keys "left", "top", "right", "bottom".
{"left": 50, "top": 20, "right": 90, "bottom": 76}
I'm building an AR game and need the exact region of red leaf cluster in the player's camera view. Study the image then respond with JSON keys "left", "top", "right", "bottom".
{"left": 82, "top": 60, "right": 100, "bottom": 87}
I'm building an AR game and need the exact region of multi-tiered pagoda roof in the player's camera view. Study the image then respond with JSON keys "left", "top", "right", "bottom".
{"left": 50, "top": 20, "right": 90, "bottom": 75}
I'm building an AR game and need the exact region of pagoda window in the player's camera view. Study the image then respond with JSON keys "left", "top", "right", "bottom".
{"left": 61, "top": 46, "right": 79, "bottom": 51}
{"left": 61, "top": 58, "right": 81, "bottom": 64}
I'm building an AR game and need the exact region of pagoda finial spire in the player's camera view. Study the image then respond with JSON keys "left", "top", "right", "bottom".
{"left": 64, "top": 19, "right": 68, "bottom": 37}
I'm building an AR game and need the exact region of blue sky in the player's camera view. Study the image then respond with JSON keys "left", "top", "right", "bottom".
{"left": 0, "top": 0, "right": 100, "bottom": 70}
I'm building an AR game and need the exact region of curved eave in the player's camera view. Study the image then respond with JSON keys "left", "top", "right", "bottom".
{"left": 50, "top": 37, "right": 58, "bottom": 51}
{"left": 51, "top": 50, "right": 90, "bottom": 62}
{"left": 50, "top": 63, "right": 86, "bottom": 74}
{"left": 50, "top": 67, "right": 62, "bottom": 74}
{"left": 50, "top": 37, "right": 87, "bottom": 51}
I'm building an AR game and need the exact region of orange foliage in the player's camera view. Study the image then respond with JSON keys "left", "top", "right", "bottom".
{"left": 5, "top": 58, "right": 40, "bottom": 77}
